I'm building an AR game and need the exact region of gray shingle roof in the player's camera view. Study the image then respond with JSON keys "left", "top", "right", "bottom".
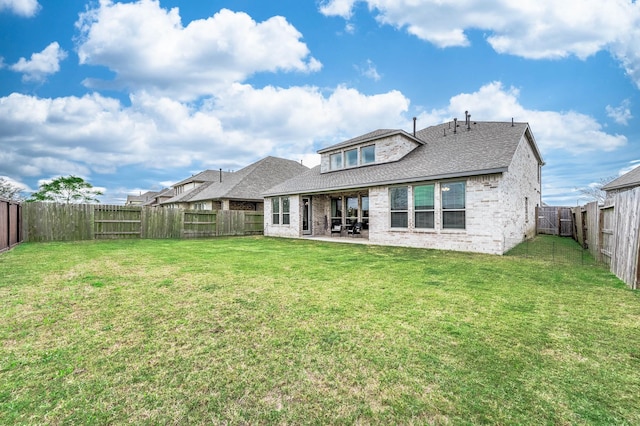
{"left": 602, "top": 165, "right": 640, "bottom": 191}
{"left": 265, "top": 121, "right": 543, "bottom": 196}
{"left": 188, "top": 156, "right": 309, "bottom": 202}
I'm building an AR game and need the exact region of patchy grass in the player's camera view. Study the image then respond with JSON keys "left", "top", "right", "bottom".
{"left": 0, "top": 236, "right": 638, "bottom": 424}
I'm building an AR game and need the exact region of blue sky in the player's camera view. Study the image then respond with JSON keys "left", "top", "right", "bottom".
{"left": 1, "top": 0, "right": 639, "bottom": 205}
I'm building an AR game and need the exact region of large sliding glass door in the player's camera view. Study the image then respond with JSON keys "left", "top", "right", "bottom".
{"left": 331, "top": 194, "right": 369, "bottom": 232}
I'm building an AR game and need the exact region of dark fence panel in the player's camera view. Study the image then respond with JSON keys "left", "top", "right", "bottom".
{"left": 1, "top": 198, "right": 22, "bottom": 252}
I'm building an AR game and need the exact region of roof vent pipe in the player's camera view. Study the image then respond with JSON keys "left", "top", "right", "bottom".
{"left": 465, "top": 110, "right": 469, "bottom": 126}
{"left": 219, "top": 168, "right": 222, "bottom": 182}
{"left": 413, "top": 117, "right": 417, "bottom": 137}
{"left": 453, "top": 118, "right": 457, "bottom": 133}
{"left": 511, "top": 117, "right": 514, "bottom": 127}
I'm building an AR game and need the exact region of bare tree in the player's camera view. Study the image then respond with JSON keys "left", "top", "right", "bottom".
{"left": 575, "top": 176, "right": 616, "bottom": 204}
{"left": 0, "top": 177, "right": 25, "bottom": 202}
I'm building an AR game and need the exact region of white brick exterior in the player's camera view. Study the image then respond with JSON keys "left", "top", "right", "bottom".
{"left": 265, "top": 130, "right": 541, "bottom": 255}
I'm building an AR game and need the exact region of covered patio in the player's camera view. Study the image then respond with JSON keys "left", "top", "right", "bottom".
{"left": 306, "top": 190, "right": 370, "bottom": 239}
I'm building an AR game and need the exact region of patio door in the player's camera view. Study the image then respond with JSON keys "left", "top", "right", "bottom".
{"left": 302, "top": 197, "right": 311, "bottom": 235}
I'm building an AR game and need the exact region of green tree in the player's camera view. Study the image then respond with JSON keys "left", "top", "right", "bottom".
{"left": 0, "top": 177, "right": 25, "bottom": 202}
{"left": 28, "top": 175, "right": 103, "bottom": 204}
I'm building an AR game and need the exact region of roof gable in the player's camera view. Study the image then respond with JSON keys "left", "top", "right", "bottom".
{"left": 265, "top": 121, "right": 542, "bottom": 196}
{"left": 189, "top": 156, "right": 308, "bottom": 202}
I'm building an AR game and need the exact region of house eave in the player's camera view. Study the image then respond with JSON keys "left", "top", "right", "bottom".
{"left": 264, "top": 167, "right": 507, "bottom": 197}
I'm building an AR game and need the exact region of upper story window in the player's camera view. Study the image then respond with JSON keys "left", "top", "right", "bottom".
{"left": 361, "top": 145, "right": 375, "bottom": 165}
{"left": 330, "top": 153, "right": 342, "bottom": 170}
{"left": 345, "top": 148, "right": 358, "bottom": 167}
{"left": 328, "top": 144, "right": 375, "bottom": 171}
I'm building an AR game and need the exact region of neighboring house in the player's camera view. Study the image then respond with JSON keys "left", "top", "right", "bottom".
{"left": 602, "top": 165, "right": 640, "bottom": 196}
{"left": 143, "top": 188, "right": 175, "bottom": 207}
{"left": 125, "top": 190, "right": 160, "bottom": 206}
{"left": 161, "top": 169, "right": 230, "bottom": 209}
{"left": 264, "top": 116, "right": 544, "bottom": 255}
{"left": 162, "top": 156, "right": 308, "bottom": 211}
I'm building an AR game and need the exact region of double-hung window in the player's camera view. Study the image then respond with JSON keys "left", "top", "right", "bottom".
{"left": 361, "top": 145, "right": 375, "bottom": 165}
{"left": 272, "top": 197, "right": 280, "bottom": 225}
{"left": 441, "top": 182, "right": 466, "bottom": 229}
{"left": 330, "top": 153, "right": 342, "bottom": 170}
{"left": 345, "top": 148, "right": 358, "bottom": 168}
{"left": 414, "top": 184, "right": 435, "bottom": 228}
{"left": 282, "top": 197, "right": 290, "bottom": 225}
{"left": 390, "top": 186, "right": 408, "bottom": 228}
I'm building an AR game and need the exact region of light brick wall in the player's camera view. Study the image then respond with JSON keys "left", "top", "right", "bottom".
{"left": 498, "top": 135, "right": 542, "bottom": 251}
{"left": 368, "top": 136, "right": 541, "bottom": 254}
{"left": 368, "top": 177, "right": 506, "bottom": 254}
{"left": 264, "top": 195, "right": 301, "bottom": 238}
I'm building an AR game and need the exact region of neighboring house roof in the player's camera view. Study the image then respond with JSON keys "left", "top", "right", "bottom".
{"left": 189, "top": 156, "right": 309, "bottom": 203}
{"left": 265, "top": 121, "right": 543, "bottom": 196}
{"left": 126, "top": 190, "right": 159, "bottom": 205}
{"left": 602, "top": 165, "right": 640, "bottom": 192}
{"left": 162, "top": 169, "right": 232, "bottom": 204}
{"left": 143, "top": 188, "right": 174, "bottom": 206}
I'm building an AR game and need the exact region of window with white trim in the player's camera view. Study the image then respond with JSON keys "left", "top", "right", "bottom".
{"left": 414, "top": 184, "right": 435, "bottom": 229}
{"left": 271, "top": 197, "right": 280, "bottom": 225}
{"left": 441, "top": 182, "right": 465, "bottom": 229}
{"left": 330, "top": 153, "right": 342, "bottom": 170}
{"left": 361, "top": 145, "right": 375, "bottom": 165}
{"left": 390, "top": 186, "right": 408, "bottom": 228}
{"left": 345, "top": 148, "right": 358, "bottom": 168}
{"left": 282, "top": 197, "right": 290, "bottom": 225}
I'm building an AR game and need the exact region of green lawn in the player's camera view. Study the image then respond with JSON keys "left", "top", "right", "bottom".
{"left": 1, "top": 236, "right": 638, "bottom": 424}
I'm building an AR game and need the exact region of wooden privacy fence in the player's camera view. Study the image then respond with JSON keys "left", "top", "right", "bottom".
{"left": 536, "top": 206, "right": 574, "bottom": 236}
{"left": 569, "top": 189, "right": 640, "bottom": 290}
{"left": 0, "top": 198, "right": 22, "bottom": 253}
{"left": 600, "top": 187, "right": 640, "bottom": 290}
{"left": 22, "top": 203, "right": 263, "bottom": 242}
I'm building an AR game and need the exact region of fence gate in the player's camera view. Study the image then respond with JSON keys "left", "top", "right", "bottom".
{"left": 537, "top": 206, "right": 574, "bottom": 236}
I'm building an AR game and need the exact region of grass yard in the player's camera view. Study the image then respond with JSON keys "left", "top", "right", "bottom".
{"left": 0, "top": 236, "right": 639, "bottom": 424}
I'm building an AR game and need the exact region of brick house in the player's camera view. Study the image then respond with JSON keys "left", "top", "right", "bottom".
{"left": 161, "top": 156, "right": 308, "bottom": 211}
{"left": 263, "top": 116, "right": 544, "bottom": 254}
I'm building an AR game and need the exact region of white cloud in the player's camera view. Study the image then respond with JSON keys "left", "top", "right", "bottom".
{"left": 319, "top": 0, "right": 358, "bottom": 19}
{"left": 356, "top": 59, "right": 382, "bottom": 81}
{"left": 0, "top": 0, "right": 39, "bottom": 17}
{"left": 605, "top": 100, "right": 633, "bottom": 125}
{"left": 10, "top": 42, "right": 67, "bottom": 82}
{"left": 0, "top": 84, "right": 410, "bottom": 183}
{"left": 75, "top": 1, "right": 322, "bottom": 100}
{"left": 417, "top": 81, "right": 627, "bottom": 154}
{"left": 319, "top": 0, "right": 640, "bottom": 87}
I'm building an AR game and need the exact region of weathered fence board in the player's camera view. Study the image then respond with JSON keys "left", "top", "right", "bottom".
{"left": 22, "top": 203, "right": 264, "bottom": 242}
{"left": 537, "top": 206, "right": 574, "bottom": 236}
{"left": 23, "top": 202, "right": 94, "bottom": 242}
{"left": 605, "top": 187, "right": 640, "bottom": 289}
